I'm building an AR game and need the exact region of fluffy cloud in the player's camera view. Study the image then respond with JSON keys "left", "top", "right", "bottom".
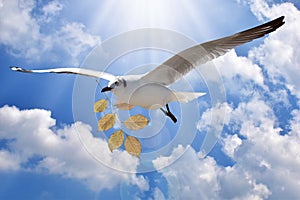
{"left": 0, "top": 0, "right": 41, "bottom": 57}
{"left": 42, "top": 0, "right": 63, "bottom": 18}
{"left": 197, "top": 102, "right": 232, "bottom": 132}
{"left": 248, "top": 0, "right": 300, "bottom": 98}
{"left": 221, "top": 134, "right": 242, "bottom": 158}
{"left": 0, "top": 0, "right": 99, "bottom": 65}
{"left": 214, "top": 50, "right": 265, "bottom": 88}
{"left": 154, "top": 96, "right": 300, "bottom": 199}
{"left": 0, "top": 105, "right": 148, "bottom": 192}
{"left": 152, "top": 187, "right": 166, "bottom": 200}
{"left": 228, "top": 97, "right": 300, "bottom": 199}
{"left": 153, "top": 145, "right": 220, "bottom": 199}
{"left": 0, "top": 150, "right": 21, "bottom": 171}
{"left": 54, "top": 22, "right": 100, "bottom": 65}
{"left": 153, "top": 145, "right": 273, "bottom": 199}
{"left": 207, "top": 1, "right": 300, "bottom": 105}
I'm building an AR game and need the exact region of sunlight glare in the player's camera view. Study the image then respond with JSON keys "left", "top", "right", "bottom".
{"left": 117, "top": 0, "right": 179, "bottom": 28}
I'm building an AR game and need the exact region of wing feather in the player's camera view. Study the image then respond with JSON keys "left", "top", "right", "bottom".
{"left": 141, "top": 16, "right": 285, "bottom": 85}
{"left": 10, "top": 66, "right": 116, "bottom": 81}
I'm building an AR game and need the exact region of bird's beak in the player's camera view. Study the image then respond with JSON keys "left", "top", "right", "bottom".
{"left": 101, "top": 86, "right": 112, "bottom": 93}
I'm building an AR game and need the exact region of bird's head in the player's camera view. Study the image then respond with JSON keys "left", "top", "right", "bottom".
{"left": 101, "top": 78, "right": 126, "bottom": 93}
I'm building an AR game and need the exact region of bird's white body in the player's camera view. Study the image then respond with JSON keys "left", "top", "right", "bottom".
{"left": 112, "top": 74, "right": 205, "bottom": 110}
{"left": 10, "top": 16, "right": 285, "bottom": 122}
{"left": 117, "top": 82, "right": 175, "bottom": 110}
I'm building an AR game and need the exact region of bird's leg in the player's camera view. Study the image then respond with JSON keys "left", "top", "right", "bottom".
{"left": 160, "top": 104, "right": 177, "bottom": 123}
{"left": 166, "top": 104, "right": 177, "bottom": 123}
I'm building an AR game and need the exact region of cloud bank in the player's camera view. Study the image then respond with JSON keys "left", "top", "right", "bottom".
{"left": 154, "top": 97, "right": 300, "bottom": 199}
{"left": 0, "top": 105, "right": 148, "bottom": 192}
{"left": 0, "top": 0, "right": 99, "bottom": 65}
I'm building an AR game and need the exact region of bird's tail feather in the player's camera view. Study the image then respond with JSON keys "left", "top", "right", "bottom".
{"left": 172, "top": 92, "right": 206, "bottom": 103}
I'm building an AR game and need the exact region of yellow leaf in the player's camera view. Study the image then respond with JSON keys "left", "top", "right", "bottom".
{"left": 125, "top": 136, "right": 142, "bottom": 158}
{"left": 94, "top": 99, "right": 108, "bottom": 112}
{"left": 123, "top": 114, "right": 149, "bottom": 130}
{"left": 98, "top": 113, "right": 116, "bottom": 131}
{"left": 108, "top": 130, "right": 124, "bottom": 152}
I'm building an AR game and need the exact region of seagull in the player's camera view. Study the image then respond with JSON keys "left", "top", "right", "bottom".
{"left": 10, "top": 16, "right": 285, "bottom": 123}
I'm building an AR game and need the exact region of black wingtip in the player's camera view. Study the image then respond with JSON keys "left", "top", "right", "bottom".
{"left": 272, "top": 15, "right": 285, "bottom": 28}
{"left": 280, "top": 16, "right": 285, "bottom": 25}
{"left": 278, "top": 15, "right": 285, "bottom": 23}
{"left": 246, "top": 15, "right": 286, "bottom": 36}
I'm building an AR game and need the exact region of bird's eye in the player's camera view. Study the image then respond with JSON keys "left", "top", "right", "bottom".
{"left": 114, "top": 81, "right": 119, "bottom": 86}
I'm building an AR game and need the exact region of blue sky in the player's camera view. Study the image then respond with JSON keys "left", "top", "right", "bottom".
{"left": 1, "top": 0, "right": 300, "bottom": 199}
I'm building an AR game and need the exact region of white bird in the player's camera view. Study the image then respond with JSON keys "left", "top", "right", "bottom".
{"left": 11, "top": 16, "right": 285, "bottom": 123}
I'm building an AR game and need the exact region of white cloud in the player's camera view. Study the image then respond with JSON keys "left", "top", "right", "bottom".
{"left": 222, "top": 134, "right": 242, "bottom": 158}
{"left": 230, "top": 97, "right": 276, "bottom": 138}
{"left": 247, "top": 0, "right": 300, "bottom": 98}
{"left": 0, "top": 0, "right": 41, "bottom": 56}
{"left": 228, "top": 97, "right": 300, "bottom": 199}
{"left": 0, "top": 105, "right": 148, "bottom": 192}
{"left": 197, "top": 102, "right": 232, "bottom": 132}
{"left": 153, "top": 187, "right": 166, "bottom": 200}
{"left": 0, "top": 151, "right": 21, "bottom": 171}
{"left": 204, "top": 1, "right": 300, "bottom": 106}
{"left": 214, "top": 50, "right": 265, "bottom": 87}
{"left": 154, "top": 107, "right": 300, "bottom": 198}
{"left": 154, "top": 86, "right": 300, "bottom": 199}
{"left": 153, "top": 145, "right": 220, "bottom": 199}
{"left": 0, "top": 0, "right": 100, "bottom": 65}
{"left": 37, "top": 0, "right": 64, "bottom": 23}
{"left": 54, "top": 22, "right": 100, "bottom": 65}
{"left": 269, "top": 89, "right": 290, "bottom": 108}
{"left": 196, "top": 103, "right": 233, "bottom": 157}
{"left": 290, "top": 109, "right": 300, "bottom": 138}
{"left": 42, "top": 0, "right": 63, "bottom": 17}
{"left": 153, "top": 145, "right": 273, "bottom": 199}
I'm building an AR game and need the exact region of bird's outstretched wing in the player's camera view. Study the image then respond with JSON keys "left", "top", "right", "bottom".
{"left": 10, "top": 66, "right": 116, "bottom": 81}
{"left": 141, "top": 16, "right": 285, "bottom": 86}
